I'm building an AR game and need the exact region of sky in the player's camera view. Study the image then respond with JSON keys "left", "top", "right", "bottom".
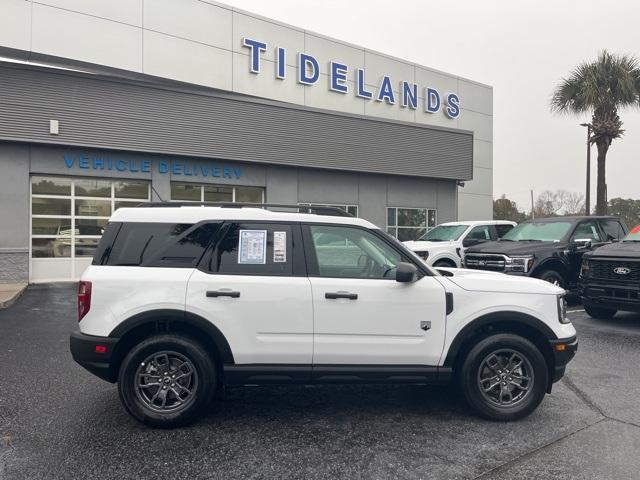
{"left": 221, "top": 0, "right": 640, "bottom": 212}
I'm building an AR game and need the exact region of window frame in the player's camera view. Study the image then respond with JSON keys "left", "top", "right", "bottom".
{"left": 30, "top": 175, "right": 150, "bottom": 260}
{"left": 170, "top": 182, "right": 265, "bottom": 204}
{"left": 386, "top": 207, "right": 437, "bottom": 241}
{"left": 599, "top": 219, "right": 627, "bottom": 242}
{"left": 298, "top": 203, "right": 359, "bottom": 217}
{"left": 570, "top": 220, "right": 604, "bottom": 243}
{"left": 198, "top": 221, "right": 307, "bottom": 277}
{"left": 301, "top": 223, "right": 428, "bottom": 280}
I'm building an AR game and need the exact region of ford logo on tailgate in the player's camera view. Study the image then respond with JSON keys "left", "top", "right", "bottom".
{"left": 614, "top": 267, "right": 631, "bottom": 275}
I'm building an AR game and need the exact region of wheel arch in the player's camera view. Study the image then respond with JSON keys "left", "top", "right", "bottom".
{"left": 444, "top": 311, "right": 556, "bottom": 391}
{"left": 108, "top": 309, "right": 234, "bottom": 382}
{"left": 531, "top": 258, "right": 570, "bottom": 281}
{"left": 431, "top": 255, "right": 458, "bottom": 268}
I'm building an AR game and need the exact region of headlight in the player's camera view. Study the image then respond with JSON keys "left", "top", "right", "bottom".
{"left": 580, "top": 259, "right": 590, "bottom": 278}
{"left": 415, "top": 251, "right": 429, "bottom": 261}
{"left": 557, "top": 294, "right": 569, "bottom": 324}
{"left": 504, "top": 255, "right": 534, "bottom": 273}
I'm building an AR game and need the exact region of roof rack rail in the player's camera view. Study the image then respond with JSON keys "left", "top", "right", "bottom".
{"left": 134, "top": 202, "right": 354, "bottom": 217}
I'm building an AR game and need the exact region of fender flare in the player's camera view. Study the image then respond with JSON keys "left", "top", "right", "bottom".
{"left": 443, "top": 311, "right": 557, "bottom": 367}
{"left": 429, "top": 253, "right": 459, "bottom": 267}
{"left": 109, "top": 309, "right": 235, "bottom": 365}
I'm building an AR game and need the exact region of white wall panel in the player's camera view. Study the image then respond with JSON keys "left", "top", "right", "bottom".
{"left": 232, "top": 11, "right": 304, "bottom": 66}
{"left": 31, "top": 3, "right": 142, "bottom": 72}
{"left": 144, "top": 30, "right": 231, "bottom": 89}
{"left": 143, "top": 0, "right": 232, "bottom": 49}
{"left": 305, "top": 76, "right": 364, "bottom": 115}
{"left": 364, "top": 96, "right": 416, "bottom": 123}
{"left": 0, "top": 0, "right": 31, "bottom": 51}
{"left": 457, "top": 192, "right": 493, "bottom": 221}
{"left": 363, "top": 51, "right": 415, "bottom": 90}
{"left": 458, "top": 109, "right": 493, "bottom": 142}
{"left": 36, "top": 0, "right": 143, "bottom": 26}
{"left": 232, "top": 53, "right": 304, "bottom": 104}
{"left": 458, "top": 79, "right": 493, "bottom": 115}
{"left": 461, "top": 166, "right": 493, "bottom": 195}
{"left": 304, "top": 33, "right": 365, "bottom": 76}
{"left": 474, "top": 139, "right": 492, "bottom": 169}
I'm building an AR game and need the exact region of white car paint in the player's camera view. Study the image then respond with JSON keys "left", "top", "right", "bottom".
{"left": 403, "top": 220, "right": 516, "bottom": 268}
{"left": 78, "top": 207, "right": 574, "bottom": 370}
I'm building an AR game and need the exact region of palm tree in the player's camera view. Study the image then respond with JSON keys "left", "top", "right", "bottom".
{"left": 551, "top": 51, "right": 640, "bottom": 215}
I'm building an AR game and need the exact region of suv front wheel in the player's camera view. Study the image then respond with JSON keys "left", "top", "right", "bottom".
{"left": 460, "top": 333, "right": 548, "bottom": 421}
{"left": 584, "top": 304, "right": 617, "bottom": 320}
{"left": 118, "top": 334, "right": 217, "bottom": 428}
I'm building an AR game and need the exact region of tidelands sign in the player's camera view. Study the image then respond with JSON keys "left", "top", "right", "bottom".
{"left": 242, "top": 37, "right": 461, "bottom": 119}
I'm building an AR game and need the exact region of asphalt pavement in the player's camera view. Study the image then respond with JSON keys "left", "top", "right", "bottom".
{"left": 1, "top": 283, "right": 639, "bottom": 479}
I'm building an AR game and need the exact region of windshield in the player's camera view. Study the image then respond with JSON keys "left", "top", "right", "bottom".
{"left": 623, "top": 225, "right": 640, "bottom": 242}
{"left": 501, "top": 221, "right": 572, "bottom": 242}
{"left": 418, "top": 225, "right": 468, "bottom": 241}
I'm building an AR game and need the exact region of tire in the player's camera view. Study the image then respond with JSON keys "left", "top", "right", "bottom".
{"left": 584, "top": 304, "right": 617, "bottom": 320}
{"left": 118, "top": 334, "right": 217, "bottom": 428}
{"left": 433, "top": 259, "right": 457, "bottom": 268}
{"left": 460, "top": 333, "right": 548, "bottom": 421}
{"left": 538, "top": 269, "right": 565, "bottom": 289}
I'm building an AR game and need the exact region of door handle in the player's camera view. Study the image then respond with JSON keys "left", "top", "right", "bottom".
{"left": 325, "top": 291, "right": 358, "bottom": 300}
{"left": 206, "top": 290, "right": 240, "bottom": 298}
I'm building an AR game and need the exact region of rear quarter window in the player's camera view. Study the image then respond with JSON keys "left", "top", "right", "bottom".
{"left": 495, "top": 224, "right": 514, "bottom": 238}
{"left": 600, "top": 219, "right": 627, "bottom": 241}
{"left": 94, "top": 222, "right": 219, "bottom": 267}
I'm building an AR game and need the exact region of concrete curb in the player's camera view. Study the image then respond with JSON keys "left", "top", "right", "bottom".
{"left": 0, "top": 283, "right": 28, "bottom": 309}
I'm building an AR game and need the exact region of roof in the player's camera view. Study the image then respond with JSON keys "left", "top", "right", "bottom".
{"left": 440, "top": 220, "right": 517, "bottom": 226}
{"left": 109, "top": 206, "right": 378, "bottom": 228}
{"left": 523, "top": 216, "right": 621, "bottom": 223}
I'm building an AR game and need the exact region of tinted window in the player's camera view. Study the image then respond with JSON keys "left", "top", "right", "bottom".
{"left": 418, "top": 225, "right": 467, "bottom": 241}
{"left": 210, "top": 223, "right": 293, "bottom": 276}
{"left": 600, "top": 219, "right": 626, "bottom": 241}
{"left": 495, "top": 224, "right": 514, "bottom": 238}
{"left": 466, "top": 226, "right": 491, "bottom": 241}
{"left": 502, "top": 221, "right": 572, "bottom": 242}
{"left": 96, "top": 222, "right": 218, "bottom": 267}
{"left": 309, "top": 225, "right": 404, "bottom": 279}
{"left": 571, "top": 221, "right": 603, "bottom": 242}
{"left": 92, "top": 222, "right": 122, "bottom": 265}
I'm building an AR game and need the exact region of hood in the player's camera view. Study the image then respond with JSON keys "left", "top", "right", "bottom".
{"left": 404, "top": 240, "right": 455, "bottom": 251}
{"left": 435, "top": 267, "right": 564, "bottom": 295}
{"left": 466, "top": 240, "right": 565, "bottom": 256}
{"left": 585, "top": 241, "right": 640, "bottom": 259}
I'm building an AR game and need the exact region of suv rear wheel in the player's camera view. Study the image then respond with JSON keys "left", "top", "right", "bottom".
{"left": 584, "top": 304, "right": 617, "bottom": 320}
{"left": 433, "top": 259, "right": 457, "bottom": 268}
{"left": 460, "top": 333, "right": 548, "bottom": 421}
{"left": 118, "top": 334, "right": 217, "bottom": 428}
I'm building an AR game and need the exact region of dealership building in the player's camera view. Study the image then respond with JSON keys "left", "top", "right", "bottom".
{"left": 0, "top": 0, "right": 493, "bottom": 282}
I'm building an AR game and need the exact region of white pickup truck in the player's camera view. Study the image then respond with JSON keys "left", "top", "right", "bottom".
{"left": 404, "top": 220, "right": 517, "bottom": 268}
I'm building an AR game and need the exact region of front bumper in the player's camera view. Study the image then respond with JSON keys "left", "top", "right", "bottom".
{"left": 549, "top": 335, "right": 578, "bottom": 383}
{"left": 70, "top": 330, "right": 120, "bottom": 382}
{"left": 580, "top": 280, "right": 640, "bottom": 312}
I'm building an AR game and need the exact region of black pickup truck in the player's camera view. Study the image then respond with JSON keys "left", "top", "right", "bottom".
{"left": 464, "top": 216, "right": 628, "bottom": 291}
{"left": 579, "top": 225, "right": 640, "bottom": 319}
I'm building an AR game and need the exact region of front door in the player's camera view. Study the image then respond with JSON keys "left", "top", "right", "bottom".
{"left": 186, "top": 222, "right": 313, "bottom": 365}
{"left": 304, "top": 224, "right": 447, "bottom": 366}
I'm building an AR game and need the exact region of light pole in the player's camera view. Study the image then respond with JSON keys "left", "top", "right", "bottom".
{"left": 580, "top": 123, "right": 592, "bottom": 215}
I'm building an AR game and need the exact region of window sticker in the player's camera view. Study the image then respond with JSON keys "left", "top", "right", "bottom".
{"left": 273, "top": 231, "right": 287, "bottom": 262}
{"left": 238, "top": 230, "right": 267, "bottom": 264}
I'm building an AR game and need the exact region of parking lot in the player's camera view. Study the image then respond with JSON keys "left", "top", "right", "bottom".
{"left": 1, "top": 283, "right": 639, "bottom": 480}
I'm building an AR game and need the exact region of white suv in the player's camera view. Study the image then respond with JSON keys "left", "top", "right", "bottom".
{"left": 70, "top": 205, "right": 576, "bottom": 427}
{"left": 403, "top": 221, "right": 517, "bottom": 268}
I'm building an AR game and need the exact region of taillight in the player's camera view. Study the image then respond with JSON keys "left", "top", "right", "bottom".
{"left": 78, "top": 280, "right": 92, "bottom": 322}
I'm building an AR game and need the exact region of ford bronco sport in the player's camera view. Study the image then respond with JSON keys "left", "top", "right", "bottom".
{"left": 70, "top": 204, "right": 577, "bottom": 427}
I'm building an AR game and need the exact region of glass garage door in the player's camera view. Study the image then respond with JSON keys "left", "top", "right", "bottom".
{"left": 30, "top": 176, "right": 150, "bottom": 282}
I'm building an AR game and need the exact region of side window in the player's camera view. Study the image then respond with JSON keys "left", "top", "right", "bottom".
{"left": 600, "top": 220, "right": 625, "bottom": 241}
{"left": 210, "top": 223, "right": 294, "bottom": 276}
{"left": 309, "top": 225, "right": 404, "bottom": 279}
{"left": 463, "top": 225, "right": 491, "bottom": 246}
{"left": 495, "top": 224, "right": 515, "bottom": 238}
{"left": 571, "top": 221, "right": 603, "bottom": 242}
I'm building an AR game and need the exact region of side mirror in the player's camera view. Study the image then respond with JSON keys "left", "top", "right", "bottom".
{"left": 572, "top": 238, "right": 593, "bottom": 250}
{"left": 396, "top": 262, "right": 418, "bottom": 283}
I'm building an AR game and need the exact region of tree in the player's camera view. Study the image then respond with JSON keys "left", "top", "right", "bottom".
{"left": 607, "top": 198, "right": 640, "bottom": 229}
{"left": 551, "top": 51, "right": 640, "bottom": 215}
{"left": 493, "top": 195, "right": 528, "bottom": 223}
{"left": 533, "top": 190, "right": 585, "bottom": 218}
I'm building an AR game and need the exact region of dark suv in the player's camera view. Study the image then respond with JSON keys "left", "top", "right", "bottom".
{"left": 464, "top": 216, "right": 628, "bottom": 290}
{"left": 579, "top": 225, "right": 640, "bottom": 319}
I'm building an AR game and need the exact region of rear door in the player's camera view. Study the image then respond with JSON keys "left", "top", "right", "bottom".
{"left": 186, "top": 222, "right": 313, "bottom": 365}
{"left": 304, "top": 224, "right": 447, "bottom": 366}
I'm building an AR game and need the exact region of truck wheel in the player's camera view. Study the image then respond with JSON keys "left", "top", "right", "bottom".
{"left": 538, "top": 269, "right": 565, "bottom": 289}
{"left": 434, "top": 259, "right": 457, "bottom": 268}
{"left": 584, "top": 304, "right": 617, "bottom": 320}
{"left": 118, "top": 334, "right": 217, "bottom": 428}
{"left": 460, "top": 333, "right": 548, "bottom": 421}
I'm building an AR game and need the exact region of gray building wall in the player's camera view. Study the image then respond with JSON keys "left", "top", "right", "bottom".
{"left": 0, "top": 142, "right": 456, "bottom": 281}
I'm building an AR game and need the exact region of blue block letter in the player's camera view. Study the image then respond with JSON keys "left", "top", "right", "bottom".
{"left": 242, "top": 38, "right": 267, "bottom": 73}
{"left": 356, "top": 69, "right": 373, "bottom": 99}
{"left": 445, "top": 92, "right": 460, "bottom": 119}
{"left": 298, "top": 53, "right": 320, "bottom": 85}
{"left": 330, "top": 61, "right": 348, "bottom": 93}
{"left": 377, "top": 75, "right": 396, "bottom": 104}
{"left": 401, "top": 81, "right": 417, "bottom": 109}
{"left": 425, "top": 87, "right": 441, "bottom": 113}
